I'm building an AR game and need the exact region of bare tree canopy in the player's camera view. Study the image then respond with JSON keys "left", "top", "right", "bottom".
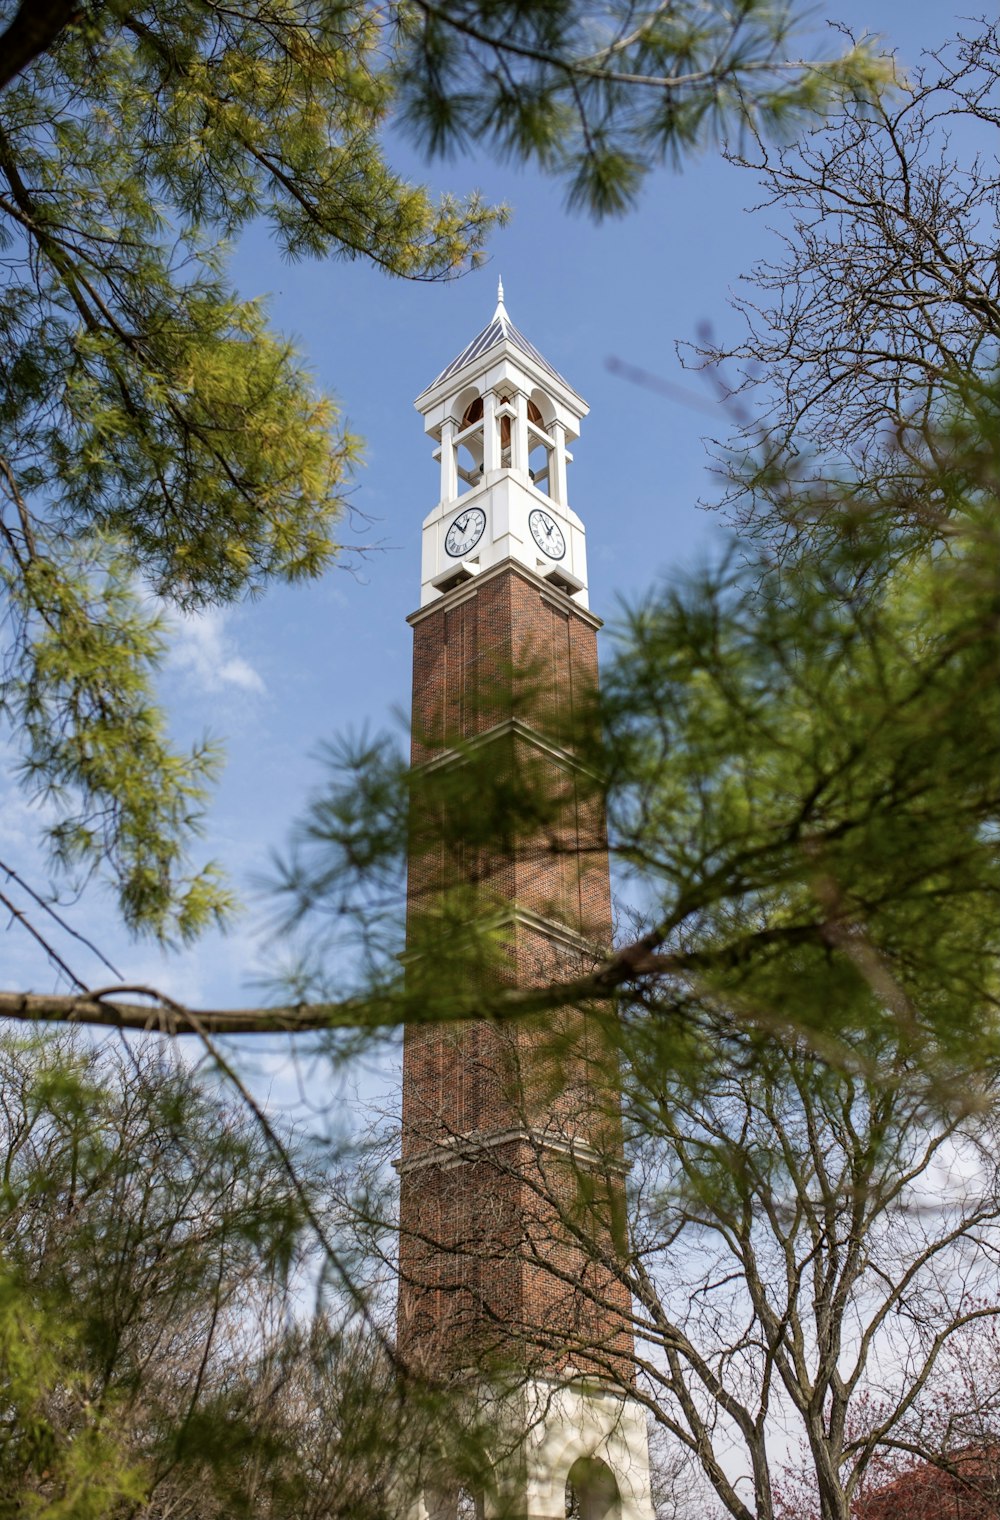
{"left": 686, "top": 20, "right": 1000, "bottom": 548}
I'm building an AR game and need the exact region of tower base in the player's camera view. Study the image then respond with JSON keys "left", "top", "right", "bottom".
{"left": 405, "top": 1376, "right": 655, "bottom": 1520}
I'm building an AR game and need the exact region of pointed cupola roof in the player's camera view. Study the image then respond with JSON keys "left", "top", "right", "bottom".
{"left": 425, "top": 279, "right": 570, "bottom": 392}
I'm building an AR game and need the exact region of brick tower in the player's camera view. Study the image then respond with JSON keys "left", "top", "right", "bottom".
{"left": 397, "top": 285, "right": 654, "bottom": 1520}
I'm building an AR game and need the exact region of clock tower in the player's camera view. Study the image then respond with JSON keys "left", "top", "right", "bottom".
{"left": 415, "top": 279, "right": 590, "bottom": 608}
{"left": 398, "top": 285, "right": 654, "bottom": 1520}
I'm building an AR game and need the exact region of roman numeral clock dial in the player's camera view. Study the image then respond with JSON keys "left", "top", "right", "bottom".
{"left": 444, "top": 507, "right": 486, "bottom": 558}
{"left": 528, "top": 508, "right": 566, "bottom": 560}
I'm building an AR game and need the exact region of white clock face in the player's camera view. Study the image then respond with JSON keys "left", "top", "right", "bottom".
{"left": 528, "top": 508, "right": 566, "bottom": 560}
{"left": 444, "top": 506, "right": 486, "bottom": 558}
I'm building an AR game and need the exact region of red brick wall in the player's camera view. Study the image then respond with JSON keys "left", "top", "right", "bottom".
{"left": 398, "top": 564, "right": 633, "bottom": 1382}
{"left": 409, "top": 566, "right": 602, "bottom": 762}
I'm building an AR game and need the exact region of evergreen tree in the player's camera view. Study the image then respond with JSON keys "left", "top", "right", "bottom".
{"left": 263, "top": 378, "right": 999, "bottom": 1092}
{"left": 9, "top": 375, "right": 997, "bottom": 1099}
{"left": 0, "top": 0, "right": 885, "bottom": 942}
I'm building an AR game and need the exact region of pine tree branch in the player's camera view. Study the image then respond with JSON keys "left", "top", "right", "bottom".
{"left": 0, "top": 922, "right": 834, "bottom": 1036}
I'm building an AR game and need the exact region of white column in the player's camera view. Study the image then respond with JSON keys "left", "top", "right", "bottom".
{"left": 513, "top": 392, "right": 529, "bottom": 476}
{"left": 440, "top": 417, "right": 457, "bottom": 503}
{"left": 550, "top": 420, "right": 568, "bottom": 505}
{"left": 483, "top": 390, "right": 499, "bottom": 474}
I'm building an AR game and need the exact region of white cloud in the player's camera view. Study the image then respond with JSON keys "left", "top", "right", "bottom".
{"left": 166, "top": 607, "right": 265, "bottom": 696}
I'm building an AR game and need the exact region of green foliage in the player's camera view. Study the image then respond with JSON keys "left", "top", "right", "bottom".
{"left": 268, "top": 380, "right": 1000, "bottom": 1516}
{"left": 0, "top": 0, "right": 504, "bottom": 939}
{"left": 275, "top": 378, "right": 1000, "bottom": 1097}
{"left": 0, "top": 1030, "right": 533, "bottom": 1517}
{"left": 7, "top": 545, "right": 233, "bottom": 939}
{"left": 0, "top": 1270, "right": 146, "bottom": 1519}
{"left": 0, "top": 0, "right": 896, "bottom": 944}
{"left": 393, "top": 0, "right": 894, "bottom": 216}
{"left": 597, "top": 500, "right": 1000, "bottom": 1087}
{"left": 0, "top": 1031, "right": 365, "bottom": 1517}
{"left": 264, "top": 379, "right": 1000, "bottom": 1516}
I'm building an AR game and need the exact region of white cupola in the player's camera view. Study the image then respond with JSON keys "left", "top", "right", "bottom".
{"left": 413, "top": 281, "right": 591, "bottom": 607}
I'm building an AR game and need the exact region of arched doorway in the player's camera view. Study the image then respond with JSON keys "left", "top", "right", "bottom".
{"left": 457, "top": 1486, "right": 484, "bottom": 1520}
{"left": 423, "top": 1487, "right": 484, "bottom": 1520}
{"left": 565, "top": 1456, "right": 622, "bottom": 1520}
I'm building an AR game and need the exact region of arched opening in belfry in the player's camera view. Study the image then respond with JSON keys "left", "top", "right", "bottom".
{"left": 565, "top": 1455, "right": 622, "bottom": 1520}
{"left": 527, "top": 387, "right": 556, "bottom": 495}
{"left": 454, "top": 387, "right": 485, "bottom": 493}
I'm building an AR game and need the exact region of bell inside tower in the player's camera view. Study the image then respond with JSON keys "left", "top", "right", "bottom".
{"left": 456, "top": 393, "right": 553, "bottom": 492}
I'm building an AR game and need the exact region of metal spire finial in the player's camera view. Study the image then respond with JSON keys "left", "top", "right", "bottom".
{"left": 493, "top": 276, "right": 507, "bottom": 322}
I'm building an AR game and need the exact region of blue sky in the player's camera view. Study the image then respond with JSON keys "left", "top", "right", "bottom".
{"left": 1, "top": 0, "right": 974, "bottom": 1017}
